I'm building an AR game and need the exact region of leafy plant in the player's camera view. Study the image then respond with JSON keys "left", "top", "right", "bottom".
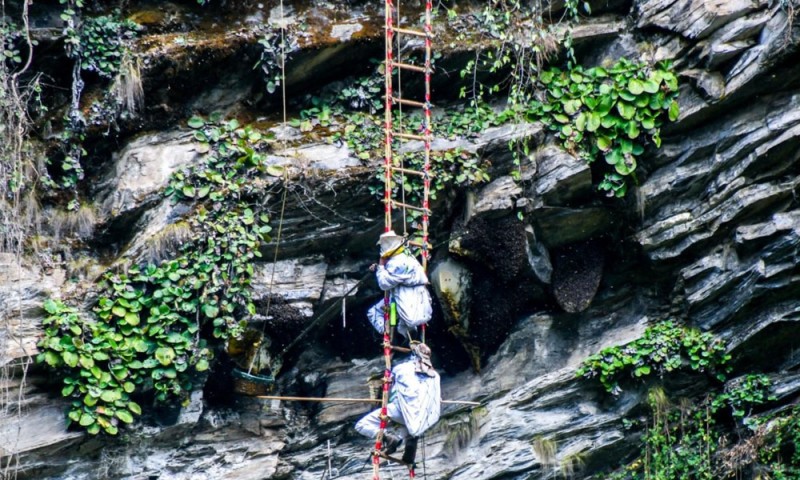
{"left": 39, "top": 116, "right": 277, "bottom": 434}
{"left": 337, "top": 74, "right": 383, "bottom": 114}
{"left": 597, "top": 377, "right": 778, "bottom": 480}
{"left": 75, "top": 15, "right": 139, "bottom": 79}
{"left": 255, "top": 27, "right": 296, "bottom": 95}
{"left": 526, "top": 58, "right": 680, "bottom": 197}
{"left": 576, "top": 321, "right": 730, "bottom": 395}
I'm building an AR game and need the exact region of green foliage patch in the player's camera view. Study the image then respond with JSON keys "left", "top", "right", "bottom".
{"left": 38, "top": 115, "right": 277, "bottom": 434}
{"left": 576, "top": 321, "right": 730, "bottom": 395}
{"left": 526, "top": 59, "right": 680, "bottom": 197}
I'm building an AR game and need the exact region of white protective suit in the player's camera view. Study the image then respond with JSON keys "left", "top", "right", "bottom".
{"left": 366, "top": 251, "right": 432, "bottom": 338}
{"left": 355, "top": 359, "right": 441, "bottom": 439}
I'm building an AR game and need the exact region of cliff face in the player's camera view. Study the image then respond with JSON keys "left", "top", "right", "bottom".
{"left": 2, "top": 0, "right": 800, "bottom": 479}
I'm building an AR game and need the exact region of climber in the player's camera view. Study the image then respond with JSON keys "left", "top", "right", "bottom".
{"left": 366, "top": 230, "right": 432, "bottom": 341}
{"left": 355, "top": 343, "right": 441, "bottom": 465}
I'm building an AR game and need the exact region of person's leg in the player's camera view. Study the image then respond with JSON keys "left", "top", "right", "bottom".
{"left": 355, "top": 408, "right": 382, "bottom": 438}
{"left": 355, "top": 405, "right": 404, "bottom": 454}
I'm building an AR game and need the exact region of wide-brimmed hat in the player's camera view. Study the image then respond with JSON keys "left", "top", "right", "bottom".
{"left": 411, "top": 342, "right": 436, "bottom": 377}
{"left": 377, "top": 230, "right": 404, "bottom": 255}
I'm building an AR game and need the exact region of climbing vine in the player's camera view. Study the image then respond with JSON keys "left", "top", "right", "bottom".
{"left": 38, "top": 116, "right": 280, "bottom": 434}
{"left": 56, "top": 2, "right": 140, "bottom": 189}
{"left": 579, "top": 325, "right": 794, "bottom": 479}
{"left": 527, "top": 59, "right": 680, "bottom": 197}
{"left": 289, "top": 74, "right": 497, "bottom": 221}
{"left": 576, "top": 321, "right": 730, "bottom": 395}
{"left": 599, "top": 377, "right": 777, "bottom": 480}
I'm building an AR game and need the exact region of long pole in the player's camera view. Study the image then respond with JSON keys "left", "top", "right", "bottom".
{"left": 255, "top": 395, "right": 481, "bottom": 406}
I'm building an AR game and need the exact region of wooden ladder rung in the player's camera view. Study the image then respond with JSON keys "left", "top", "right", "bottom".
{"left": 390, "top": 166, "right": 428, "bottom": 177}
{"left": 385, "top": 199, "right": 431, "bottom": 214}
{"left": 391, "top": 61, "right": 429, "bottom": 73}
{"left": 408, "top": 240, "right": 432, "bottom": 249}
{"left": 392, "top": 131, "right": 430, "bottom": 142}
{"left": 391, "top": 97, "right": 428, "bottom": 109}
{"left": 388, "top": 26, "right": 433, "bottom": 38}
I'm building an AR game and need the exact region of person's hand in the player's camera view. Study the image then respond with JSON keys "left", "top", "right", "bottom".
{"left": 379, "top": 257, "right": 387, "bottom": 266}
{"left": 369, "top": 263, "right": 378, "bottom": 272}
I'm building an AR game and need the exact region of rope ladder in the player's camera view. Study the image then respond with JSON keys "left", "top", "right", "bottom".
{"left": 372, "top": 0, "right": 434, "bottom": 478}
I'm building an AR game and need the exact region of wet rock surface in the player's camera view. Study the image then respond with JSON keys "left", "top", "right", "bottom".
{"left": 3, "top": 0, "right": 800, "bottom": 479}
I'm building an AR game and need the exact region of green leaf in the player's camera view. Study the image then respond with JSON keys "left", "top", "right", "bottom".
{"left": 553, "top": 113, "right": 569, "bottom": 124}
{"left": 62, "top": 384, "right": 76, "bottom": 397}
{"left": 615, "top": 156, "right": 637, "bottom": 175}
{"left": 626, "top": 122, "right": 640, "bottom": 139}
{"left": 587, "top": 112, "right": 601, "bottom": 132}
{"left": 124, "top": 312, "right": 140, "bottom": 326}
{"left": 132, "top": 338, "right": 149, "bottom": 353}
{"left": 68, "top": 409, "right": 81, "bottom": 423}
{"left": 44, "top": 350, "right": 62, "bottom": 366}
{"left": 111, "top": 305, "right": 127, "bottom": 317}
{"left": 605, "top": 149, "right": 623, "bottom": 165}
{"left": 155, "top": 347, "right": 176, "bottom": 366}
{"left": 627, "top": 78, "right": 644, "bottom": 95}
{"left": 563, "top": 99, "right": 582, "bottom": 115}
{"left": 187, "top": 116, "right": 205, "bottom": 129}
{"left": 196, "top": 358, "right": 210, "bottom": 372}
{"left": 575, "top": 112, "right": 587, "bottom": 131}
{"left": 79, "top": 413, "right": 95, "bottom": 427}
{"left": 128, "top": 401, "right": 142, "bottom": 415}
{"left": 596, "top": 136, "right": 612, "bottom": 152}
{"left": 79, "top": 355, "right": 95, "bottom": 369}
{"left": 182, "top": 185, "right": 196, "bottom": 198}
{"left": 63, "top": 351, "right": 79, "bottom": 368}
{"left": 116, "top": 409, "right": 134, "bottom": 424}
{"left": 202, "top": 304, "right": 219, "bottom": 318}
{"left": 92, "top": 351, "right": 109, "bottom": 361}
{"left": 100, "top": 390, "right": 120, "bottom": 403}
{"left": 668, "top": 100, "right": 680, "bottom": 121}
{"left": 43, "top": 299, "right": 60, "bottom": 314}
{"left": 617, "top": 102, "right": 635, "bottom": 120}
{"left": 642, "top": 79, "right": 658, "bottom": 93}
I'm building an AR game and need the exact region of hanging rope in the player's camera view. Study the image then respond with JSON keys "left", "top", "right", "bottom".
{"left": 249, "top": 0, "right": 290, "bottom": 375}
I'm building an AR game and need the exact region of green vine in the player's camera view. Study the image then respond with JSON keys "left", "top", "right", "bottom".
{"left": 38, "top": 116, "right": 278, "bottom": 434}
{"left": 527, "top": 58, "right": 680, "bottom": 197}
{"left": 576, "top": 321, "right": 730, "bottom": 395}
{"left": 599, "top": 376, "right": 776, "bottom": 480}
{"left": 55, "top": 2, "right": 139, "bottom": 189}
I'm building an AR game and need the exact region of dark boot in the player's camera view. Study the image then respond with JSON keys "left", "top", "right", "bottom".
{"left": 382, "top": 434, "right": 403, "bottom": 456}
{"left": 402, "top": 436, "right": 418, "bottom": 465}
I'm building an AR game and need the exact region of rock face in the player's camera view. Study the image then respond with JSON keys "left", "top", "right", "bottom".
{"left": 3, "top": 0, "right": 800, "bottom": 479}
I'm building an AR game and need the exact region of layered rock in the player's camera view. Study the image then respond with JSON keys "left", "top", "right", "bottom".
{"left": 3, "top": 0, "right": 800, "bottom": 478}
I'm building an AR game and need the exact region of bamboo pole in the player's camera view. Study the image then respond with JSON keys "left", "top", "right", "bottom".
{"left": 255, "top": 395, "right": 481, "bottom": 406}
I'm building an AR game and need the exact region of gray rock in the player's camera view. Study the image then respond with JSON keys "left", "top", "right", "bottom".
{"left": 471, "top": 176, "right": 522, "bottom": 218}
{"left": 638, "top": 0, "right": 766, "bottom": 40}
{"left": 330, "top": 23, "right": 364, "bottom": 41}
{"left": 252, "top": 256, "right": 328, "bottom": 317}
{"left": 97, "top": 131, "right": 199, "bottom": 222}
{"left": 533, "top": 207, "right": 613, "bottom": 248}
{"left": 532, "top": 146, "right": 592, "bottom": 206}
{"left": 0, "top": 254, "right": 65, "bottom": 365}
